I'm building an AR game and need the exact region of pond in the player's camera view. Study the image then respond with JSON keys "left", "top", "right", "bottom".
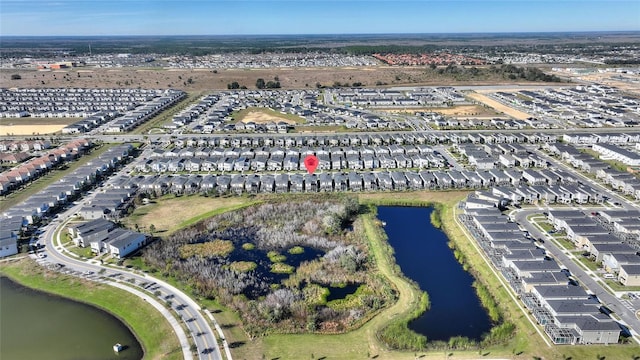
{"left": 377, "top": 206, "right": 492, "bottom": 342}
{"left": 0, "top": 276, "right": 143, "bottom": 360}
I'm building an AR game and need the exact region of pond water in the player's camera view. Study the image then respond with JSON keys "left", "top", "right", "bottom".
{"left": 0, "top": 276, "right": 143, "bottom": 360}
{"left": 325, "top": 283, "right": 360, "bottom": 302}
{"left": 377, "top": 206, "right": 492, "bottom": 342}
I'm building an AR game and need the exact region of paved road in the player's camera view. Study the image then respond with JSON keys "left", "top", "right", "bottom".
{"left": 39, "top": 202, "right": 225, "bottom": 360}
{"left": 514, "top": 208, "right": 640, "bottom": 342}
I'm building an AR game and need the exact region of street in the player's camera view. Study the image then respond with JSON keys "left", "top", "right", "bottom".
{"left": 37, "top": 200, "right": 226, "bottom": 360}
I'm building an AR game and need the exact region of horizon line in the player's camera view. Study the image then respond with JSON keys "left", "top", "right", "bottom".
{"left": 2, "top": 30, "right": 640, "bottom": 38}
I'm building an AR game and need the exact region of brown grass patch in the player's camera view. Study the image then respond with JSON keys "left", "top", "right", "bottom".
{"left": 123, "top": 195, "right": 252, "bottom": 236}
{"left": 179, "top": 240, "right": 234, "bottom": 259}
{"left": 1, "top": 67, "right": 548, "bottom": 92}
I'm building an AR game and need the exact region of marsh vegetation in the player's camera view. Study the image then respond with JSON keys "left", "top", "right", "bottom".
{"left": 142, "top": 196, "right": 395, "bottom": 336}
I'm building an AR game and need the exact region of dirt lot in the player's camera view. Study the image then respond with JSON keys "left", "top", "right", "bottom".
{"left": 0, "top": 117, "right": 80, "bottom": 135}
{"left": 2, "top": 67, "right": 539, "bottom": 92}
{"left": 380, "top": 104, "right": 500, "bottom": 117}
{"left": 242, "top": 111, "right": 291, "bottom": 124}
{"left": 0, "top": 124, "right": 66, "bottom": 135}
{"left": 466, "top": 91, "right": 533, "bottom": 120}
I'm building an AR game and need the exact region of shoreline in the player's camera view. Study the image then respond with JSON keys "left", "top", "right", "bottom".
{"left": 0, "top": 258, "right": 182, "bottom": 360}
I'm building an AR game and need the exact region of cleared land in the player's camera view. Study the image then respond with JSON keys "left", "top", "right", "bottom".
{"left": 0, "top": 117, "right": 82, "bottom": 135}
{"left": 233, "top": 107, "right": 306, "bottom": 124}
{"left": 379, "top": 104, "right": 500, "bottom": 117}
{"left": 466, "top": 92, "right": 533, "bottom": 120}
{"left": 2, "top": 67, "right": 556, "bottom": 92}
{"left": 0, "top": 258, "right": 183, "bottom": 360}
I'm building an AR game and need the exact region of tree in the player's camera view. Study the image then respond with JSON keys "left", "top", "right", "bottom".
{"left": 227, "top": 81, "right": 240, "bottom": 89}
{"left": 149, "top": 224, "right": 156, "bottom": 234}
{"left": 266, "top": 81, "right": 280, "bottom": 89}
{"left": 256, "top": 78, "right": 266, "bottom": 89}
{"left": 11, "top": 74, "right": 21, "bottom": 80}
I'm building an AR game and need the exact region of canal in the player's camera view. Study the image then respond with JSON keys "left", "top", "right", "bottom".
{"left": 0, "top": 276, "right": 143, "bottom": 360}
{"left": 377, "top": 206, "right": 492, "bottom": 342}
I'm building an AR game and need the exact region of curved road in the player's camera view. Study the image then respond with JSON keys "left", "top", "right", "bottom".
{"left": 38, "top": 201, "right": 226, "bottom": 360}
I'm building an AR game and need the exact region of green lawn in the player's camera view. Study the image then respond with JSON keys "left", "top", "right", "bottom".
{"left": 0, "top": 259, "right": 182, "bottom": 360}
{"left": 578, "top": 256, "right": 599, "bottom": 271}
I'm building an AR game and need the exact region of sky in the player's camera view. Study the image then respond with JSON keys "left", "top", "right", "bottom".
{"left": 1, "top": 0, "right": 639, "bottom": 36}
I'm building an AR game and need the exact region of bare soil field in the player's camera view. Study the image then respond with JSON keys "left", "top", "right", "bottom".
{"left": 0, "top": 117, "right": 80, "bottom": 135}
{"left": 2, "top": 67, "right": 544, "bottom": 92}
{"left": 379, "top": 104, "right": 500, "bottom": 117}
{"left": 0, "top": 124, "right": 65, "bottom": 135}
{"left": 234, "top": 107, "right": 305, "bottom": 125}
{"left": 466, "top": 92, "right": 533, "bottom": 120}
{"left": 243, "top": 111, "right": 290, "bottom": 124}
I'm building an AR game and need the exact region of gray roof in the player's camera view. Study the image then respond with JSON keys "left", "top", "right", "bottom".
{"left": 533, "top": 285, "right": 589, "bottom": 299}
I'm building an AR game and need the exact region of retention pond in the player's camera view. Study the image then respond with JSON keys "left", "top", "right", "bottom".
{"left": 377, "top": 206, "right": 492, "bottom": 341}
{"left": 0, "top": 276, "right": 143, "bottom": 360}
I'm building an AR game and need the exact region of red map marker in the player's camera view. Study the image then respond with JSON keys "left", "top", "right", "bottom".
{"left": 303, "top": 155, "right": 319, "bottom": 174}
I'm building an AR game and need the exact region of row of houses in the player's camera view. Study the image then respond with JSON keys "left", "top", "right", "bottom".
{"left": 0, "top": 144, "right": 134, "bottom": 257}
{"left": 139, "top": 145, "right": 447, "bottom": 173}
{"left": 547, "top": 209, "right": 640, "bottom": 286}
{"left": 77, "top": 187, "right": 137, "bottom": 221}
{"left": 0, "top": 139, "right": 51, "bottom": 152}
{"left": 562, "top": 133, "right": 640, "bottom": 145}
{"left": 67, "top": 218, "right": 146, "bottom": 258}
{"left": 592, "top": 143, "right": 640, "bottom": 166}
{"left": 466, "top": 180, "right": 604, "bottom": 208}
{"left": 168, "top": 131, "right": 557, "bottom": 151}
{"left": 544, "top": 142, "right": 640, "bottom": 200}
{"left": 0, "top": 139, "right": 92, "bottom": 195}
{"left": 126, "top": 165, "right": 600, "bottom": 197}
{"left": 332, "top": 87, "right": 468, "bottom": 108}
{"left": 61, "top": 111, "right": 120, "bottom": 134}
{"left": 461, "top": 202, "right": 621, "bottom": 345}
{"left": 493, "top": 85, "right": 640, "bottom": 127}
{"left": 0, "top": 87, "right": 166, "bottom": 118}
{"left": 456, "top": 142, "right": 548, "bottom": 170}
{"left": 103, "top": 90, "right": 186, "bottom": 133}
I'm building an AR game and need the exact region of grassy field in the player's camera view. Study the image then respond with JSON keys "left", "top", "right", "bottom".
{"left": 0, "top": 258, "right": 182, "bottom": 360}
{"left": 1, "top": 67, "right": 553, "bottom": 92}
{"left": 122, "top": 194, "right": 260, "bottom": 236}
{"left": 0, "top": 143, "right": 113, "bottom": 212}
